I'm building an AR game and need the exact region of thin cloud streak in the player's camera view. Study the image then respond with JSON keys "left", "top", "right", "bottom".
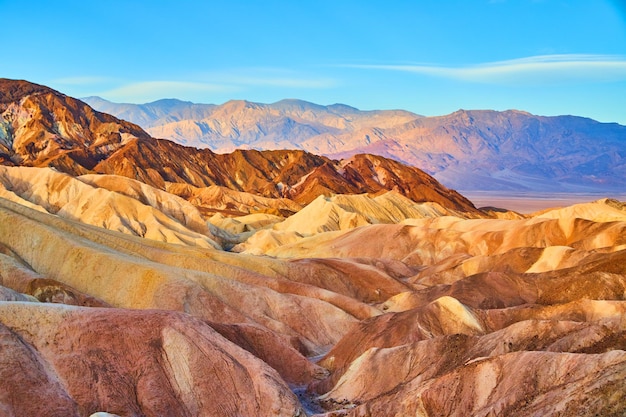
{"left": 53, "top": 76, "right": 117, "bottom": 86}
{"left": 96, "top": 81, "right": 238, "bottom": 103}
{"left": 346, "top": 54, "right": 626, "bottom": 85}
{"left": 226, "top": 76, "right": 337, "bottom": 89}
{"left": 70, "top": 70, "right": 337, "bottom": 103}
{"left": 196, "top": 67, "right": 339, "bottom": 89}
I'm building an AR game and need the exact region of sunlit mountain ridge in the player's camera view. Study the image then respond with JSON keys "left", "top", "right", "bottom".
{"left": 84, "top": 96, "right": 626, "bottom": 193}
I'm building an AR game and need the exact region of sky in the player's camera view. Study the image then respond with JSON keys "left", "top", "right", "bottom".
{"left": 2, "top": 0, "right": 626, "bottom": 124}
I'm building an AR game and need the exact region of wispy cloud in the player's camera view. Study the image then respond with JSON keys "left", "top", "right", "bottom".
{"left": 95, "top": 81, "right": 238, "bottom": 103}
{"left": 196, "top": 67, "right": 338, "bottom": 89}
{"left": 226, "top": 76, "right": 337, "bottom": 89}
{"left": 53, "top": 76, "right": 117, "bottom": 85}
{"left": 345, "top": 54, "right": 626, "bottom": 85}
{"left": 63, "top": 69, "right": 338, "bottom": 103}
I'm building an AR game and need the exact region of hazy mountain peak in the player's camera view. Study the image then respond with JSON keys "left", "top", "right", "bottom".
{"left": 273, "top": 98, "right": 317, "bottom": 106}
{"left": 81, "top": 91, "right": 626, "bottom": 193}
{"left": 221, "top": 99, "right": 260, "bottom": 110}
{"left": 146, "top": 98, "right": 193, "bottom": 106}
{"left": 272, "top": 98, "right": 327, "bottom": 111}
{"left": 80, "top": 95, "right": 109, "bottom": 104}
{"left": 327, "top": 103, "right": 361, "bottom": 112}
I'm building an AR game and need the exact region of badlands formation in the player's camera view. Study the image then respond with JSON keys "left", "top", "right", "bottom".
{"left": 0, "top": 79, "right": 625, "bottom": 416}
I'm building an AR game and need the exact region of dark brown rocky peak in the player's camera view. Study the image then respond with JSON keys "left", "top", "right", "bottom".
{"left": 96, "top": 140, "right": 477, "bottom": 212}
{"left": 0, "top": 78, "right": 151, "bottom": 172}
{"left": 341, "top": 154, "right": 476, "bottom": 211}
{"left": 0, "top": 78, "right": 56, "bottom": 106}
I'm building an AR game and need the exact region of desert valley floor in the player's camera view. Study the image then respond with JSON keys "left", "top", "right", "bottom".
{"left": 1, "top": 79, "right": 625, "bottom": 416}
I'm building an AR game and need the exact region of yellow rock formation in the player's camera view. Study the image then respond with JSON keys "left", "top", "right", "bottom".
{"left": 0, "top": 165, "right": 625, "bottom": 416}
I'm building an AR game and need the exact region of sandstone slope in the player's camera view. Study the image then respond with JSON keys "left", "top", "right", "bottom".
{"left": 0, "top": 302, "right": 304, "bottom": 417}
{"left": 166, "top": 182, "right": 303, "bottom": 217}
{"left": 295, "top": 200, "right": 626, "bottom": 416}
{"left": 0, "top": 165, "right": 221, "bottom": 248}
{"left": 2, "top": 186, "right": 625, "bottom": 415}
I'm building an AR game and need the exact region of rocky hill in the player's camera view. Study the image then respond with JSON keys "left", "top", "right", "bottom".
{"left": 0, "top": 80, "right": 151, "bottom": 172}
{"left": 1, "top": 170, "right": 625, "bottom": 416}
{"left": 83, "top": 96, "right": 626, "bottom": 193}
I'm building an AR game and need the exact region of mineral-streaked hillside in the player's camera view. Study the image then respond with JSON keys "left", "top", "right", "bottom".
{"left": 83, "top": 96, "right": 626, "bottom": 193}
{"left": 1, "top": 79, "right": 625, "bottom": 416}
{"left": 1, "top": 169, "right": 625, "bottom": 416}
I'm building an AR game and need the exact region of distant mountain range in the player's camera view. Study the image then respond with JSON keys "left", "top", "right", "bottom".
{"left": 81, "top": 96, "right": 419, "bottom": 153}
{"left": 83, "top": 96, "right": 626, "bottom": 193}
{"left": 0, "top": 79, "right": 476, "bottom": 213}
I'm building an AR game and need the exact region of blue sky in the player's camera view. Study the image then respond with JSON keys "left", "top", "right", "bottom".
{"left": 2, "top": 0, "right": 626, "bottom": 124}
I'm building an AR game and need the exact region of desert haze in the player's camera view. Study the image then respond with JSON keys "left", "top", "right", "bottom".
{"left": 1, "top": 79, "right": 626, "bottom": 417}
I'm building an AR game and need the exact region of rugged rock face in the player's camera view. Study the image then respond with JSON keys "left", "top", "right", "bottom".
{"left": 0, "top": 79, "right": 150, "bottom": 172}
{"left": 93, "top": 141, "right": 477, "bottom": 211}
{"left": 0, "top": 302, "right": 304, "bottom": 417}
